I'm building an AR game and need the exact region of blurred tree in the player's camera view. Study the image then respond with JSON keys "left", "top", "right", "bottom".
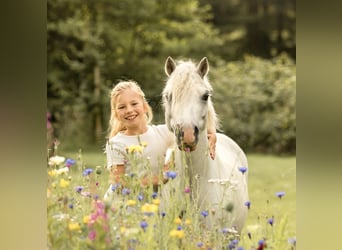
{"left": 199, "top": 0, "right": 296, "bottom": 60}
{"left": 47, "top": 0, "right": 222, "bottom": 149}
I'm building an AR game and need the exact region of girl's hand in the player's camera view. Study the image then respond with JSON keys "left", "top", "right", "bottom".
{"left": 208, "top": 131, "right": 216, "bottom": 160}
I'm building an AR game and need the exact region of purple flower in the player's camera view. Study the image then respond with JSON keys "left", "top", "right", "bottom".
{"left": 288, "top": 237, "right": 296, "bottom": 246}
{"left": 237, "top": 247, "right": 244, "bottom": 250}
{"left": 68, "top": 204, "right": 74, "bottom": 209}
{"left": 137, "top": 194, "right": 144, "bottom": 201}
{"left": 276, "top": 191, "right": 285, "bottom": 199}
{"left": 166, "top": 171, "right": 177, "bottom": 179}
{"left": 152, "top": 192, "right": 158, "bottom": 199}
{"left": 83, "top": 168, "right": 94, "bottom": 176}
{"left": 201, "top": 210, "right": 209, "bottom": 217}
{"left": 161, "top": 212, "right": 166, "bottom": 217}
{"left": 65, "top": 158, "right": 76, "bottom": 168}
{"left": 88, "top": 230, "right": 96, "bottom": 240}
{"left": 197, "top": 242, "right": 204, "bottom": 248}
{"left": 238, "top": 166, "right": 248, "bottom": 174}
{"left": 268, "top": 217, "right": 274, "bottom": 226}
{"left": 122, "top": 187, "right": 130, "bottom": 195}
{"left": 184, "top": 186, "right": 191, "bottom": 193}
{"left": 140, "top": 221, "right": 148, "bottom": 231}
{"left": 177, "top": 225, "right": 182, "bottom": 230}
{"left": 111, "top": 183, "right": 120, "bottom": 191}
{"left": 244, "top": 201, "right": 251, "bottom": 209}
{"left": 75, "top": 186, "right": 84, "bottom": 193}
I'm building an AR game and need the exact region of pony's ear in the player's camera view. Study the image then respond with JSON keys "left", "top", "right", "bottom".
{"left": 197, "top": 57, "right": 209, "bottom": 78}
{"left": 165, "top": 56, "right": 176, "bottom": 76}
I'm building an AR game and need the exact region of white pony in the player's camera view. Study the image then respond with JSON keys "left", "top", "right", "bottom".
{"left": 162, "top": 56, "right": 249, "bottom": 233}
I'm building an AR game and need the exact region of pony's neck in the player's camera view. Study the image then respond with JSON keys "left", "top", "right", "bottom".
{"left": 188, "top": 130, "right": 209, "bottom": 173}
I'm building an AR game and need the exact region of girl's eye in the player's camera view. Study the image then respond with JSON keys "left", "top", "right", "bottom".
{"left": 118, "top": 106, "right": 125, "bottom": 110}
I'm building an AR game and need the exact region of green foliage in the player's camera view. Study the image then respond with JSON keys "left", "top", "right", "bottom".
{"left": 210, "top": 54, "right": 296, "bottom": 154}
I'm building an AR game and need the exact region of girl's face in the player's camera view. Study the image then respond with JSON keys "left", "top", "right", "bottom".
{"left": 115, "top": 89, "right": 148, "bottom": 133}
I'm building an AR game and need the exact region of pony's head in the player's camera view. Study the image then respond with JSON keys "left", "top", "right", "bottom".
{"left": 163, "top": 56, "right": 217, "bottom": 151}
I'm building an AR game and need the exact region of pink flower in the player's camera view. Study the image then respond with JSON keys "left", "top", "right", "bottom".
{"left": 88, "top": 230, "right": 96, "bottom": 240}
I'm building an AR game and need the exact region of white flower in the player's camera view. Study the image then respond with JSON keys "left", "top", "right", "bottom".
{"left": 48, "top": 156, "right": 65, "bottom": 166}
{"left": 56, "top": 167, "right": 69, "bottom": 175}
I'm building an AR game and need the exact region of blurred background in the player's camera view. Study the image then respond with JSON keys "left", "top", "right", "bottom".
{"left": 47, "top": 0, "right": 296, "bottom": 155}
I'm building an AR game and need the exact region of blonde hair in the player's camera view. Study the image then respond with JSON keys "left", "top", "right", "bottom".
{"left": 108, "top": 80, "right": 153, "bottom": 138}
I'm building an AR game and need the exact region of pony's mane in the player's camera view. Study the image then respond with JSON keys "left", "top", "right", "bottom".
{"left": 164, "top": 59, "right": 220, "bottom": 131}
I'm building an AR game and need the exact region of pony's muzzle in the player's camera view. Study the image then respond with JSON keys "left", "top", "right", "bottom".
{"left": 175, "top": 125, "right": 199, "bottom": 151}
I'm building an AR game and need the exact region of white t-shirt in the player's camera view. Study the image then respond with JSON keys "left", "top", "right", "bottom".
{"left": 105, "top": 124, "right": 174, "bottom": 177}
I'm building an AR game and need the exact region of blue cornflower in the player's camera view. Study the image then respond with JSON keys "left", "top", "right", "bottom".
{"left": 68, "top": 204, "right": 74, "bottom": 209}
{"left": 75, "top": 186, "right": 83, "bottom": 193}
{"left": 201, "top": 210, "right": 209, "bottom": 217}
{"left": 238, "top": 166, "right": 248, "bottom": 174}
{"left": 161, "top": 212, "right": 166, "bottom": 217}
{"left": 151, "top": 192, "right": 158, "bottom": 199}
{"left": 268, "top": 217, "right": 274, "bottom": 226}
{"left": 140, "top": 221, "right": 148, "bottom": 231}
{"left": 166, "top": 171, "right": 177, "bottom": 179}
{"left": 237, "top": 247, "right": 244, "bottom": 250}
{"left": 197, "top": 242, "right": 204, "bottom": 248}
{"left": 177, "top": 225, "right": 182, "bottom": 230}
{"left": 276, "top": 191, "right": 285, "bottom": 199}
{"left": 65, "top": 158, "right": 76, "bottom": 167}
{"left": 122, "top": 187, "right": 130, "bottom": 195}
{"left": 82, "top": 168, "right": 93, "bottom": 176}
{"left": 111, "top": 183, "right": 120, "bottom": 191}
{"left": 244, "top": 201, "right": 251, "bottom": 209}
{"left": 137, "top": 194, "right": 144, "bottom": 201}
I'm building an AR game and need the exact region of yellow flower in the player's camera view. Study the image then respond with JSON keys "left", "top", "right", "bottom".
{"left": 126, "top": 200, "right": 137, "bottom": 206}
{"left": 83, "top": 215, "right": 90, "bottom": 224}
{"left": 59, "top": 178, "right": 70, "bottom": 188}
{"left": 169, "top": 229, "right": 185, "bottom": 238}
{"left": 68, "top": 222, "right": 80, "bottom": 231}
{"left": 174, "top": 217, "right": 182, "bottom": 224}
{"left": 185, "top": 219, "right": 191, "bottom": 225}
{"left": 152, "top": 198, "right": 160, "bottom": 205}
{"left": 141, "top": 203, "right": 158, "bottom": 214}
{"left": 126, "top": 145, "right": 144, "bottom": 154}
{"left": 140, "top": 141, "right": 147, "bottom": 147}
{"left": 120, "top": 227, "right": 126, "bottom": 233}
{"left": 48, "top": 170, "right": 57, "bottom": 177}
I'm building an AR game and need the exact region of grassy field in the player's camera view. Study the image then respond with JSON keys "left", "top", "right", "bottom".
{"left": 52, "top": 149, "right": 296, "bottom": 249}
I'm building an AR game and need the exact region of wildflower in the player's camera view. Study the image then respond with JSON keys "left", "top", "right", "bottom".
{"left": 127, "top": 145, "right": 144, "bottom": 154}
{"left": 237, "top": 247, "right": 245, "bottom": 250}
{"left": 83, "top": 215, "right": 90, "bottom": 224}
{"left": 166, "top": 171, "right": 177, "bottom": 179}
{"left": 201, "top": 210, "right": 209, "bottom": 217}
{"left": 68, "top": 204, "right": 74, "bottom": 209}
{"left": 151, "top": 192, "right": 158, "bottom": 199}
{"left": 140, "top": 221, "right": 148, "bottom": 231}
{"left": 122, "top": 187, "right": 130, "bottom": 195}
{"left": 197, "top": 242, "right": 204, "bottom": 248}
{"left": 185, "top": 219, "right": 191, "bottom": 225}
{"left": 177, "top": 225, "right": 182, "bottom": 230}
{"left": 59, "top": 178, "right": 70, "bottom": 188}
{"left": 288, "top": 237, "right": 296, "bottom": 246}
{"left": 126, "top": 200, "right": 137, "bottom": 206}
{"left": 244, "top": 201, "right": 251, "bottom": 209}
{"left": 48, "top": 170, "right": 57, "bottom": 177}
{"left": 74, "top": 185, "right": 83, "bottom": 193}
{"left": 65, "top": 158, "right": 76, "bottom": 168}
{"left": 169, "top": 229, "right": 185, "bottom": 238}
{"left": 268, "top": 217, "right": 274, "bottom": 226}
{"left": 88, "top": 230, "right": 96, "bottom": 240}
{"left": 174, "top": 217, "right": 182, "bottom": 224}
{"left": 137, "top": 194, "right": 144, "bottom": 201}
{"left": 257, "top": 239, "right": 267, "bottom": 250}
{"left": 276, "top": 191, "right": 285, "bottom": 199}
{"left": 238, "top": 166, "right": 248, "bottom": 174}
{"left": 111, "top": 183, "right": 120, "bottom": 191}
{"left": 152, "top": 198, "right": 160, "bottom": 205}
{"left": 222, "top": 227, "right": 238, "bottom": 234}
{"left": 161, "top": 212, "right": 166, "bottom": 217}
{"left": 141, "top": 203, "right": 158, "bottom": 215}
{"left": 48, "top": 155, "right": 65, "bottom": 166}
{"left": 184, "top": 186, "right": 191, "bottom": 193}
{"left": 68, "top": 222, "right": 80, "bottom": 231}
{"left": 56, "top": 167, "right": 69, "bottom": 175}
{"left": 82, "top": 168, "right": 93, "bottom": 176}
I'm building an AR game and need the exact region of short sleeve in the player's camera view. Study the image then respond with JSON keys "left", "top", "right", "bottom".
{"left": 105, "top": 141, "right": 126, "bottom": 169}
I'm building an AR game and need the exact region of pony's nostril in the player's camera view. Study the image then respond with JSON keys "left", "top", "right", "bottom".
{"left": 194, "top": 126, "right": 199, "bottom": 135}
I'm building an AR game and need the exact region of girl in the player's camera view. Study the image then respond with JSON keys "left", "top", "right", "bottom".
{"left": 104, "top": 80, "right": 216, "bottom": 199}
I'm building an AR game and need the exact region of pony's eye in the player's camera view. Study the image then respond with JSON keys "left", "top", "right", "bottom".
{"left": 201, "top": 92, "right": 209, "bottom": 101}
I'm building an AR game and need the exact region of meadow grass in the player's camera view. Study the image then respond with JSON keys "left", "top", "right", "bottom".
{"left": 48, "top": 149, "right": 296, "bottom": 249}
